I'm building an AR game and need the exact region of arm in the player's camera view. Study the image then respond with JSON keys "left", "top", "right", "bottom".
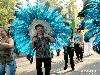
{"left": 80, "top": 34, "right": 84, "bottom": 45}
{"left": 48, "top": 36, "right": 56, "bottom": 43}
{"left": 0, "top": 38, "right": 14, "bottom": 48}
{"left": 31, "top": 37, "right": 37, "bottom": 48}
{"left": 44, "top": 34, "right": 56, "bottom": 42}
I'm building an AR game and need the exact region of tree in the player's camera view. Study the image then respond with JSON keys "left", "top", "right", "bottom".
{"left": 0, "top": 0, "right": 16, "bottom": 26}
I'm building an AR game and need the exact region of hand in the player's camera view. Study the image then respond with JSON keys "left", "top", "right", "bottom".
{"left": 44, "top": 34, "right": 55, "bottom": 42}
{"left": 32, "top": 37, "right": 37, "bottom": 42}
{"left": 0, "top": 42, "right": 2, "bottom": 45}
{"left": 44, "top": 34, "right": 50, "bottom": 38}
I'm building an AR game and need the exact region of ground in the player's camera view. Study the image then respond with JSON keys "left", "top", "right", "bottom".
{"left": 15, "top": 52, "right": 100, "bottom": 75}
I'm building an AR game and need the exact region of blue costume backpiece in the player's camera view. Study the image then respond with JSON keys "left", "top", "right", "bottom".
{"left": 10, "top": 1, "right": 72, "bottom": 56}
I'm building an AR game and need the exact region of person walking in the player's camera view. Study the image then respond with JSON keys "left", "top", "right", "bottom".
{"left": 56, "top": 49, "right": 61, "bottom": 56}
{"left": 63, "top": 42, "right": 75, "bottom": 71}
{"left": 74, "top": 28, "right": 84, "bottom": 62}
{"left": 0, "top": 26, "right": 16, "bottom": 75}
{"left": 31, "top": 24, "right": 55, "bottom": 75}
{"left": 63, "top": 27, "right": 75, "bottom": 71}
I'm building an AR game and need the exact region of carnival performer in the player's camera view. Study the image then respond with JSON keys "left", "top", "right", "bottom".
{"left": 31, "top": 24, "right": 55, "bottom": 75}
{"left": 74, "top": 28, "right": 84, "bottom": 62}
{"left": 63, "top": 26, "right": 75, "bottom": 71}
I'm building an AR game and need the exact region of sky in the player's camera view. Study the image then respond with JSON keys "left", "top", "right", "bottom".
{"left": 76, "top": 0, "right": 84, "bottom": 12}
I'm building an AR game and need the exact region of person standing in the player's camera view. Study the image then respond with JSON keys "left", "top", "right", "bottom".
{"left": 31, "top": 24, "right": 55, "bottom": 75}
{"left": 63, "top": 27, "right": 75, "bottom": 71}
{"left": 56, "top": 49, "right": 61, "bottom": 56}
{"left": 0, "top": 26, "right": 16, "bottom": 75}
{"left": 74, "top": 28, "right": 84, "bottom": 62}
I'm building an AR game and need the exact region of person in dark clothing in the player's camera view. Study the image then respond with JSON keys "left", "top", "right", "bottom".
{"left": 56, "top": 49, "right": 60, "bottom": 56}
{"left": 31, "top": 24, "right": 55, "bottom": 75}
{"left": 73, "top": 28, "right": 84, "bottom": 62}
{"left": 74, "top": 44, "right": 84, "bottom": 62}
{"left": 63, "top": 26, "right": 75, "bottom": 71}
{"left": 63, "top": 40, "right": 75, "bottom": 71}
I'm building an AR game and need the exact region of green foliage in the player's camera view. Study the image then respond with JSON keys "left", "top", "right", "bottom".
{"left": 0, "top": 0, "right": 16, "bottom": 26}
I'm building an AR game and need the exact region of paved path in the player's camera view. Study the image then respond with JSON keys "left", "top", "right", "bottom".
{"left": 60, "top": 53, "right": 100, "bottom": 75}
{"left": 15, "top": 52, "right": 98, "bottom": 75}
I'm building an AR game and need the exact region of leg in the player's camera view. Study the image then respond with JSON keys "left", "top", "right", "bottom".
{"left": 57, "top": 49, "right": 60, "bottom": 56}
{"left": 5, "top": 60, "right": 16, "bottom": 75}
{"left": 68, "top": 47, "right": 74, "bottom": 70}
{"left": 64, "top": 53, "right": 68, "bottom": 70}
{"left": 44, "top": 58, "right": 51, "bottom": 75}
{"left": 27, "top": 54, "right": 33, "bottom": 64}
{"left": 69, "top": 47, "right": 75, "bottom": 71}
{"left": 51, "top": 52, "right": 54, "bottom": 58}
{"left": 76, "top": 50, "right": 80, "bottom": 61}
{"left": 0, "top": 64, "right": 5, "bottom": 75}
{"left": 36, "top": 58, "right": 43, "bottom": 75}
{"left": 63, "top": 46, "right": 68, "bottom": 70}
{"left": 79, "top": 47, "right": 84, "bottom": 62}
{"left": 70, "top": 57, "right": 75, "bottom": 70}
{"left": 57, "top": 52, "right": 60, "bottom": 56}
{"left": 74, "top": 44, "right": 80, "bottom": 61}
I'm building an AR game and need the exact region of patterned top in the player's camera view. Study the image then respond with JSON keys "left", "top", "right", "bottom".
{"left": 69, "top": 40, "right": 74, "bottom": 47}
{"left": 73, "top": 33, "right": 83, "bottom": 44}
{"left": 0, "top": 40, "right": 14, "bottom": 64}
{"left": 33, "top": 35, "right": 51, "bottom": 58}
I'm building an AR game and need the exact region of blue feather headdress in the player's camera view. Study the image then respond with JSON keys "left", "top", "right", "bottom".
{"left": 11, "top": 1, "right": 72, "bottom": 56}
{"left": 79, "top": 0, "right": 100, "bottom": 53}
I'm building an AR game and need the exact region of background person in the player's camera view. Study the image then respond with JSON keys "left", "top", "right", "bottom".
{"left": 74, "top": 28, "right": 84, "bottom": 62}
{"left": 63, "top": 27, "right": 75, "bottom": 71}
{"left": 0, "top": 26, "right": 16, "bottom": 75}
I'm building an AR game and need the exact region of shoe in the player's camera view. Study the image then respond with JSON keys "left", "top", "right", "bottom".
{"left": 80, "top": 60, "right": 83, "bottom": 62}
{"left": 72, "top": 68, "right": 75, "bottom": 71}
{"left": 30, "top": 58, "right": 33, "bottom": 64}
{"left": 64, "top": 65, "right": 68, "bottom": 70}
{"left": 76, "top": 60, "right": 80, "bottom": 63}
{"left": 76, "top": 58, "right": 80, "bottom": 63}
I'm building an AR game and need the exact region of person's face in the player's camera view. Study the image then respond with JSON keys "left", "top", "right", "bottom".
{"left": 77, "top": 29, "right": 81, "bottom": 33}
{"left": 0, "top": 29, "right": 7, "bottom": 37}
{"left": 36, "top": 27, "right": 44, "bottom": 35}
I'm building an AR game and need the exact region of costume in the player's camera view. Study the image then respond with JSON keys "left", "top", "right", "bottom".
{"left": 79, "top": 0, "right": 100, "bottom": 53}
{"left": 10, "top": 1, "right": 72, "bottom": 56}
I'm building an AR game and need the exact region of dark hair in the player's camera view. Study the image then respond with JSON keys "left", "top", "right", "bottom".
{"left": 8, "top": 19, "right": 13, "bottom": 24}
{"left": 35, "top": 24, "right": 44, "bottom": 30}
{"left": 63, "top": 21, "right": 70, "bottom": 26}
{"left": 77, "top": 28, "right": 81, "bottom": 30}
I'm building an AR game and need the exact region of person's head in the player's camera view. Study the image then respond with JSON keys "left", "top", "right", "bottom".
{"left": 35, "top": 24, "right": 45, "bottom": 35}
{"left": 77, "top": 28, "right": 81, "bottom": 33}
{"left": 63, "top": 21, "right": 70, "bottom": 26}
{"left": 8, "top": 19, "right": 13, "bottom": 24}
{"left": 0, "top": 26, "right": 9, "bottom": 38}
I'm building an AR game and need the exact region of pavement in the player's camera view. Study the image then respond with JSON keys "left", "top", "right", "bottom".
{"left": 16, "top": 53, "right": 65, "bottom": 75}
{"left": 15, "top": 51, "right": 99, "bottom": 75}
{"left": 62, "top": 53, "right": 100, "bottom": 75}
